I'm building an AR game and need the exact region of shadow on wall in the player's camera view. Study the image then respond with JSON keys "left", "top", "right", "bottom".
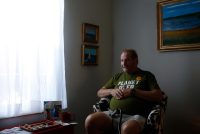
{"left": 166, "top": 113, "right": 200, "bottom": 134}
{"left": 191, "top": 116, "right": 200, "bottom": 133}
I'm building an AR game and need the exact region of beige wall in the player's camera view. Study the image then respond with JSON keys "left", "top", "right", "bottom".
{"left": 64, "top": 0, "right": 113, "bottom": 133}
{"left": 112, "top": 0, "right": 200, "bottom": 134}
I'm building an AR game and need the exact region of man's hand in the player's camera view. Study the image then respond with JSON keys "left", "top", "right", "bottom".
{"left": 122, "top": 88, "right": 132, "bottom": 98}
{"left": 111, "top": 88, "right": 132, "bottom": 99}
{"left": 111, "top": 89, "right": 124, "bottom": 99}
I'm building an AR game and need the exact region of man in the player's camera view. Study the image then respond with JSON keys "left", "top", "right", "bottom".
{"left": 85, "top": 49, "right": 163, "bottom": 134}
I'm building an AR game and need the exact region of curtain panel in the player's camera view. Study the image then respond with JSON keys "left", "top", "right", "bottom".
{"left": 0, "top": 0, "right": 67, "bottom": 118}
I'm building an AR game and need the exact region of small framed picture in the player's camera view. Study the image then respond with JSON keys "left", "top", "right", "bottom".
{"left": 82, "top": 23, "right": 99, "bottom": 43}
{"left": 81, "top": 44, "right": 99, "bottom": 65}
{"left": 44, "top": 101, "right": 62, "bottom": 120}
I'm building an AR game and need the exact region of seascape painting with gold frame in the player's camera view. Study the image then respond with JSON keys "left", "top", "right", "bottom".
{"left": 157, "top": 0, "right": 200, "bottom": 51}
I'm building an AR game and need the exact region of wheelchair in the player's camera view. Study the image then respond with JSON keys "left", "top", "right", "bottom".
{"left": 93, "top": 92, "right": 167, "bottom": 134}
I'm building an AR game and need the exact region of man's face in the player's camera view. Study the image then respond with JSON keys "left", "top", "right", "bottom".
{"left": 120, "top": 52, "right": 138, "bottom": 73}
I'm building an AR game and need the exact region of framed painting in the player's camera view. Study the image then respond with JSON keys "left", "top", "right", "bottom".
{"left": 44, "top": 101, "right": 62, "bottom": 120}
{"left": 81, "top": 44, "right": 99, "bottom": 65}
{"left": 157, "top": 0, "right": 200, "bottom": 51}
{"left": 82, "top": 23, "right": 99, "bottom": 43}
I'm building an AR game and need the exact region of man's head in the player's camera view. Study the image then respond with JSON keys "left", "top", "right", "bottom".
{"left": 120, "top": 49, "right": 138, "bottom": 73}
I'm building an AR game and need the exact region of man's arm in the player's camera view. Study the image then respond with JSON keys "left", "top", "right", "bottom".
{"left": 97, "top": 88, "right": 124, "bottom": 99}
{"left": 121, "top": 88, "right": 163, "bottom": 102}
{"left": 98, "top": 88, "right": 163, "bottom": 102}
{"left": 134, "top": 89, "right": 163, "bottom": 102}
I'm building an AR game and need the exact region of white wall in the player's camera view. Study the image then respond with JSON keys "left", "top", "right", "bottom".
{"left": 64, "top": 0, "right": 112, "bottom": 133}
{"left": 112, "top": 0, "right": 200, "bottom": 133}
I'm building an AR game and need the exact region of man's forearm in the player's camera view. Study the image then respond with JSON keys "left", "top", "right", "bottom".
{"left": 97, "top": 89, "right": 113, "bottom": 98}
{"left": 134, "top": 89, "right": 163, "bottom": 102}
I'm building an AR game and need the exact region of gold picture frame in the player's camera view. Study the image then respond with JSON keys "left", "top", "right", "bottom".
{"left": 81, "top": 44, "right": 99, "bottom": 65}
{"left": 157, "top": 0, "right": 200, "bottom": 51}
{"left": 82, "top": 23, "right": 99, "bottom": 43}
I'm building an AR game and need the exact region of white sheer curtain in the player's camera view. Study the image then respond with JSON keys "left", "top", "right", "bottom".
{"left": 0, "top": 0, "right": 67, "bottom": 118}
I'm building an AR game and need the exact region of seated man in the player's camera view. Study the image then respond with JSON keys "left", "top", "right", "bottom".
{"left": 85, "top": 49, "right": 163, "bottom": 134}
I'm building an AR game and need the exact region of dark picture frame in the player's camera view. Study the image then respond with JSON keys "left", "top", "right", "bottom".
{"left": 81, "top": 44, "right": 99, "bottom": 65}
{"left": 157, "top": 0, "right": 200, "bottom": 51}
{"left": 82, "top": 23, "right": 99, "bottom": 43}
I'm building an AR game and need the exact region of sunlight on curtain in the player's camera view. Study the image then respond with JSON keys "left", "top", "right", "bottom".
{"left": 0, "top": 0, "right": 67, "bottom": 118}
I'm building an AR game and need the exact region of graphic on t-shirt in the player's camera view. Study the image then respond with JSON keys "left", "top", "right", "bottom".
{"left": 117, "top": 76, "right": 142, "bottom": 89}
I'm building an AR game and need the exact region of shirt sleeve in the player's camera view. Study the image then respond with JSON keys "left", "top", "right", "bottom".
{"left": 147, "top": 72, "right": 160, "bottom": 90}
{"left": 101, "top": 73, "right": 122, "bottom": 89}
{"left": 102, "top": 77, "right": 115, "bottom": 89}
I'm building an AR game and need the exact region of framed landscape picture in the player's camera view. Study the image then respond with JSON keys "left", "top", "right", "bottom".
{"left": 82, "top": 23, "right": 99, "bottom": 43}
{"left": 157, "top": 0, "right": 200, "bottom": 51}
{"left": 81, "top": 44, "right": 99, "bottom": 65}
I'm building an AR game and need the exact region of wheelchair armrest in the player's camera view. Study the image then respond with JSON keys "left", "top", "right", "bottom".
{"left": 147, "top": 105, "right": 161, "bottom": 126}
{"left": 145, "top": 91, "right": 168, "bottom": 134}
{"left": 147, "top": 91, "right": 167, "bottom": 125}
{"left": 93, "top": 97, "right": 110, "bottom": 112}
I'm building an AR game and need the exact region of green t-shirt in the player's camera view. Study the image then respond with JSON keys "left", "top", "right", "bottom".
{"left": 102, "top": 69, "right": 160, "bottom": 117}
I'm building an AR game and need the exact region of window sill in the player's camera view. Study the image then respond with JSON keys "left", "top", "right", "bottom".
{"left": 0, "top": 113, "right": 44, "bottom": 130}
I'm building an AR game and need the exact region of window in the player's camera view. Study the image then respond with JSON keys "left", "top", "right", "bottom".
{"left": 0, "top": 0, "right": 67, "bottom": 118}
